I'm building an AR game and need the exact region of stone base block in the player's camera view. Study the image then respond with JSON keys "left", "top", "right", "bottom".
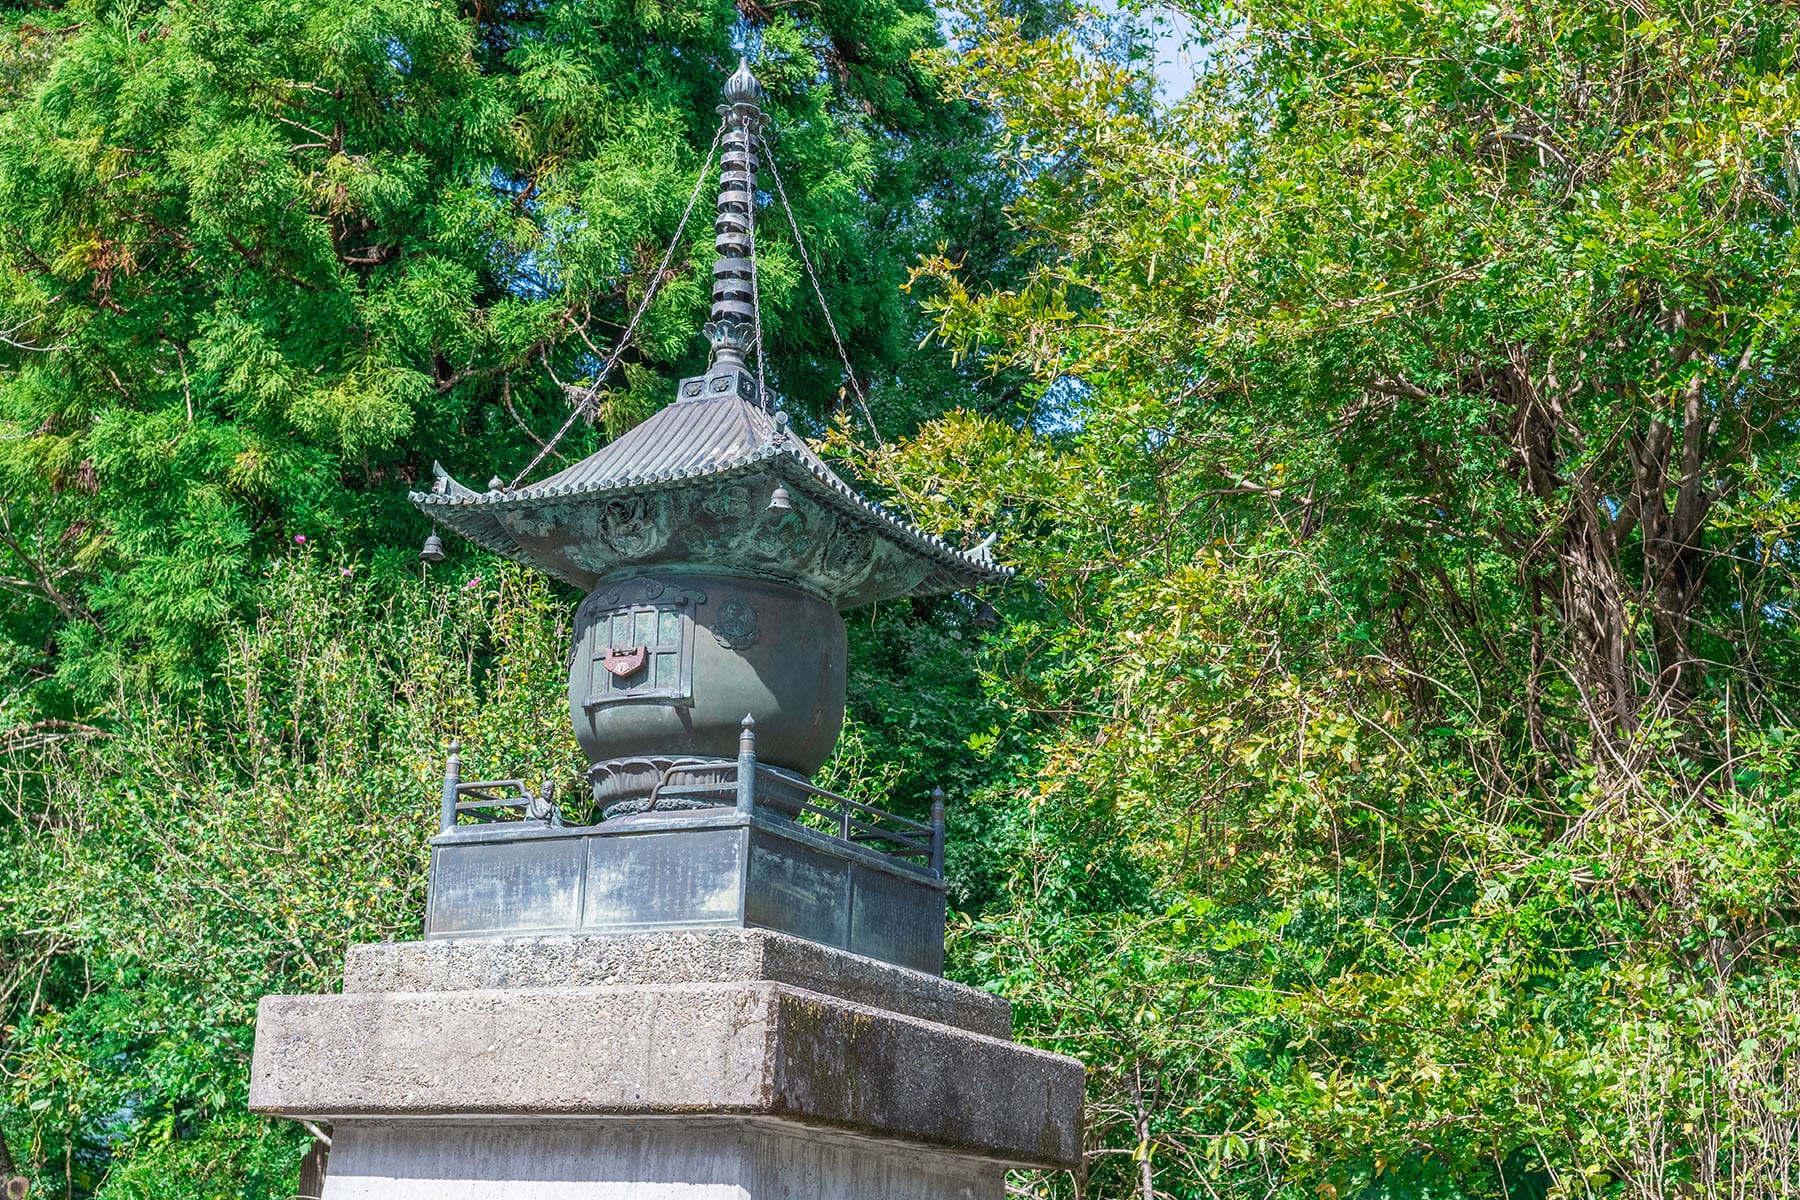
{"left": 339, "top": 929, "right": 1010, "bottom": 1037}
{"left": 316, "top": 1118, "right": 1003, "bottom": 1200}
{"left": 252, "top": 979, "right": 1078, "bottom": 1167}
{"left": 250, "top": 932, "right": 1084, "bottom": 1196}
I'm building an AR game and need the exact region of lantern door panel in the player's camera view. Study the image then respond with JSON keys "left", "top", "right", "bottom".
{"left": 579, "top": 581, "right": 702, "bottom": 710}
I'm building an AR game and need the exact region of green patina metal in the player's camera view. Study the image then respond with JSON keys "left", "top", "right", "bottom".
{"left": 412, "top": 374, "right": 999, "bottom": 606}
{"left": 410, "top": 61, "right": 1006, "bottom": 818}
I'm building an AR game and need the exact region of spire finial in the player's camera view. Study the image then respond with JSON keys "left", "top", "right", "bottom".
{"left": 723, "top": 57, "right": 764, "bottom": 107}
{"left": 702, "top": 60, "right": 768, "bottom": 371}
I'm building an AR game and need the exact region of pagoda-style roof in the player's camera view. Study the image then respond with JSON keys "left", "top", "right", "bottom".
{"left": 411, "top": 359, "right": 1007, "bottom": 608}
{"left": 410, "top": 59, "right": 1008, "bottom": 609}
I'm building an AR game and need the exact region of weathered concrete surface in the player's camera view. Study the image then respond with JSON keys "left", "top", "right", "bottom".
{"left": 316, "top": 1118, "right": 1004, "bottom": 1200}
{"left": 250, "top": 980, "right": 1082, "bottom": 1170}
{"left": 342, "top": 929, "right": 1009, "bottom": 1038}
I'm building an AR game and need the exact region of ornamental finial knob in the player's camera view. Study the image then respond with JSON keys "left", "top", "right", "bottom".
{"left": 723, "top": 57, "right": 763, "bottom": 107}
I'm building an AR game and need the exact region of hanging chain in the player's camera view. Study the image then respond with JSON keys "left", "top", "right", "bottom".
{"left": 747, "top": 155, "right": 770, "bottom": 409}
{"left": 757, "top": 130, "right": 887, "bottom": 450}
{"left": 507, "top": 127, "right": 725, "bottom": 489}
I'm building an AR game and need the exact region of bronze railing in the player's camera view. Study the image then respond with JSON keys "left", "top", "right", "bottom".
{"left": 436, "top": 720, "right": 946, "bottom": 877}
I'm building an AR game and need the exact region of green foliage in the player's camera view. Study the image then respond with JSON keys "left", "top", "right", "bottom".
{"left": 0, "top": 0, "right": 1015, "bottom": 708}
{"left": 865, "top": 1, "right": 1800, "bottom": 1196}
{"left": 0, "top": 547, "right": 580, "bottom": 1197}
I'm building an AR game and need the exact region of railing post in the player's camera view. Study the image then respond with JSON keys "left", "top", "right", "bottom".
{"left": 930, "top": 786, "right": 946, "bottom": 876}
{"left": 736, "top": 715, "right": 757, "bottom": 814}
{"left": 439, "top": 740, "right": 462, "bottom": 833}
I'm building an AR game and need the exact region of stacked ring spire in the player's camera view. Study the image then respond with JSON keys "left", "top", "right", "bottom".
{"left": 706, "top": 60, "right": 767, "bottom": 363}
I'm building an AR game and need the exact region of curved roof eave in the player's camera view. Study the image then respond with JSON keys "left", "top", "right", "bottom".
{"left": 408, "top": 445, "right": 1012, "bottom": 596}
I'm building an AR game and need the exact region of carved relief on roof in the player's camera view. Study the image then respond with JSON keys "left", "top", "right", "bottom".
{"left": 414, "top": 449, "right": 1010, "bottom": 604}
{"left": 494, "top": 502, "right": 599, "bottom": 583}
{"left": 737, "top": 499, "right": 817, "bottom": 564}
{"left": 700, "top": 483, "right": 752, "bottom": 521}
{"left": 813, "top": 522, "right": 877, "bottom": 592}
{"left": 679, "top": 480, "right": 753, "bottom": 562}
{"left": 598, "top": 496, "right": 670, "bottom": 557}
{"left": 864, "top": 540, "right": 932, "bottom": 598}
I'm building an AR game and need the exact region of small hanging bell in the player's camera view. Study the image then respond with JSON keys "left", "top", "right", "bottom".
{"left": 419, "top": 533, "right": 447, "bottom": 564}
{"left": 768, "top": 486, "right": 793, "bottom": 512}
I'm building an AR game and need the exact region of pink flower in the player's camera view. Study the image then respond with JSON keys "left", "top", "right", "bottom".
{"left": 294, "top": 534, "right": 306, "bottom": 544}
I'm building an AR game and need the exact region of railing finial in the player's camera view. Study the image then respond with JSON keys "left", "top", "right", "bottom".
{"left": 440, "top": 741, "right": 464, "bottom": 833}
{"left": 929, "top": 786, "right": 947, "bottom": 876}
{"left": 736, "top": 715, "right": 757, "bottom": 813}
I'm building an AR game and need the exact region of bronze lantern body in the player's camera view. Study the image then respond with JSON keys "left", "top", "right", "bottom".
{"left": 406, "top": 62, "right": 1005, "bottom": 973}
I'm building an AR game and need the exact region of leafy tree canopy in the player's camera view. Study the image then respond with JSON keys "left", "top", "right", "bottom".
{"left": 0, "top": 0, "right": 1021, "bottom": 706}
{"left": 851, "top": 0, "right": 1800, "bottom": 1195}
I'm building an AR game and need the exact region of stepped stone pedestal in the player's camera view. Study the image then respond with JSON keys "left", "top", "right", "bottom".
{"left": 249, "top": 929, "right": 1084, "bottom": 1199}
